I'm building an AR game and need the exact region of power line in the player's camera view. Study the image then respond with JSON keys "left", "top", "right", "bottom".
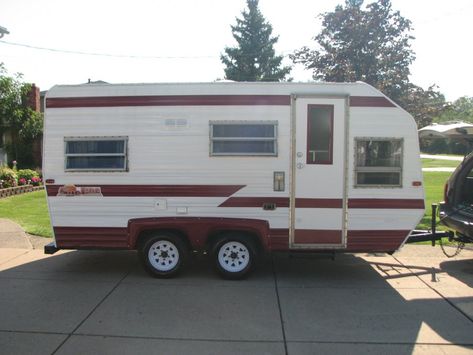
{"left": 0, "top": 39, "right": 293, "bottom": 60}
{"left": 0, "top": 40, "right": 218, "bottom": 59}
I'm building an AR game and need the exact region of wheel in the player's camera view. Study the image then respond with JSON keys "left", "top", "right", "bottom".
{"left": 212, "top": 234, "right": 257, "bottom": 280}
{"left": 139, "top": 233, "right": 187, "bottom": 278}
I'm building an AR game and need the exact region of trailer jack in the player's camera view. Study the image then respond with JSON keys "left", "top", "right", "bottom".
{"left": 44, "top": 242, "right": 59, "bottom": 254}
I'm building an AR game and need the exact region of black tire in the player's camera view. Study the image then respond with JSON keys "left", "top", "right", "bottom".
{"left": 212, "top": 233, "right": 257, "bottom": 280}
{"left": 139, "top": 233, "right": 187, "bottom": 278}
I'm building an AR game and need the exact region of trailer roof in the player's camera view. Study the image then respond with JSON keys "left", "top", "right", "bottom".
{"left": 46, "top": 81, "right": 383, "bottom": 99}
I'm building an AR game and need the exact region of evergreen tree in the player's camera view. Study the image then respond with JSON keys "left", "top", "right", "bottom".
{"left": 221, "top": 0, "right": 291, "bottom": 82}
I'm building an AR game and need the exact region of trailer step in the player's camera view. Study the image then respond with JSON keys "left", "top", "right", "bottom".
{"left": 44, "top": 242, "right": 59, "bottom": 254}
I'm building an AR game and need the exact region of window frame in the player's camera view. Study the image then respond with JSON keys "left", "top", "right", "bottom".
{"left": 209, "top": 120, "right": 278, "bottom": 157}
{"left": 64, "top": 136, "right": 128, "bottom": 172}
{"left": 354, "top": 137, "right": 403, "bottom": 188}
{"left": 306, "top": 104, "right": 334, "bottom": 165}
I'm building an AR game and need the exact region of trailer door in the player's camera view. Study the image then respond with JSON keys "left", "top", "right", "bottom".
{"left": 290, "top": 95, "right": 348, "bottom": 249}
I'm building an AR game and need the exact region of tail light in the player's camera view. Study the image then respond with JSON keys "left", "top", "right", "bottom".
{"left": 444, "top": 182, "right": 449, "bottom": 204}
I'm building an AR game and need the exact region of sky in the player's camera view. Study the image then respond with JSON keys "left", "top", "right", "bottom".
{"left": 0, "top": 0, "right": 472, "bottom": 101}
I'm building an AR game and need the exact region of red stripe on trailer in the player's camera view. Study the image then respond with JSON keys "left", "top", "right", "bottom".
{"left": 348, "top": 199, "right": 425, "bottom": 209}
{"left": 219, "top": 197, "right": 290, "bottom": 208}
{"left": 350, "top": 96, "right": 396, "bottom": 107}
{"left": 46, "top": 184, "right": 245, "bottom": 197}
{"left": 346, "top": 230, "right": 410, "bottom": 252}
{"left": 45, "top": 95, "right": 395, "bottom": 108}
{"left": 219, "top": 197, "right": 345, "bottom": 208}
{"left": 269, "top": 228, "right": 290, "bottom": 251}
{"left": 53, "top": 226, "right": 129, "bottom": 249}
{"left": 46, "top": 95, "right": 291, "bottom": 108}
{"left": 46, "top": 185, "right": 424, "bottom": 210}
{"left": 219, "top": 198, "right": 342, "bottom": 208}
{"left": 295, "top": 198, "right": 343, "bottom": 208}
{"left": 220, "top": 197, "right": 422, "bottom": 209}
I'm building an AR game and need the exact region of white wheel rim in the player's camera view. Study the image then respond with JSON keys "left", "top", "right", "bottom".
{"left": 148, "top": 240, "right": 180, "bottom": 272}
{"left": 218, "top": 241, "right": 250, "bottom": 273}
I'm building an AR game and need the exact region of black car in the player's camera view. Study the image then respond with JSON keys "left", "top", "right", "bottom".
{"left": 440, "top": 152, "right": 473, "bottom": 243}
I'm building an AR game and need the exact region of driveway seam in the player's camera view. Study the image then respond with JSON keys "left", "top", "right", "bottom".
{"left": 393, "top": 255, "right": 473, "bottom": 324}
{"left": 0, "top": 250, "right": 30, "bottom": 267}
{"left": 71, "top": 333, "right": 285, "bottom": 343}
{"left": 272, "top": 256, "right": 288, "bottom": 355}
{"left": 286, "top": 339, "right": 473, "bottom": 346}
{"left": 0, "top": 329, "right": 68, "bottom": 336}
{"left": 50, "top": 270, "right": 131, "bottom": 355}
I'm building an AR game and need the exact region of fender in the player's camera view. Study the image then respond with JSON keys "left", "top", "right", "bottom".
{"left": 127, "top": 217, "right": 271, "bottom": 250}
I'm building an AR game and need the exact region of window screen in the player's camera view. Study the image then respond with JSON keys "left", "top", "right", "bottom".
{"left": 307, "top": 105, "right": 333, "bottom": 164}
{"left": 210, "top": 121, "right": 277, "bottom": 156}
{"left": 65, "top": 137, "right": 127, "bottom": 171}
{"left": 355, "top": 138, "right": 402, "bottom": 187}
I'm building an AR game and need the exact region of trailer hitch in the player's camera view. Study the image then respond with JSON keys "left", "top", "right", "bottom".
{"left": 406, "top": 204, "right": 454, "bottom": 245}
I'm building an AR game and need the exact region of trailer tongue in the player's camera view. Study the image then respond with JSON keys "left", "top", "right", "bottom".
{"left": 406, "top": 203, "right": 470, "bottom": 257}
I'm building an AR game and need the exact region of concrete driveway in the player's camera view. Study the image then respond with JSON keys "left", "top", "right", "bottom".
{"left": 0, "top": 244, "right": 472, "bottom": 354}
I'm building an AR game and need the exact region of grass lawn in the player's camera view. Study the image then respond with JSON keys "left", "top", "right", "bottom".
{"left": 423, "top": 153, "right": 464, "bottom": 158}
{"left": 421, "top": 158, "right": 461, "bottom": 169}
{"left": 0, "top": 190, "right": 52, "bottom": 237}
{"left": 417, "top": 156, "right": 459, "bottom": 231}
{"left": 416, "top": 171, "right": 451, "bottom": 230}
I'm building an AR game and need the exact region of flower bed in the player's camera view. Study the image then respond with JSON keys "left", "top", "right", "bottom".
{"left": 0, "top": 185, "right": 44, "bottom": 199}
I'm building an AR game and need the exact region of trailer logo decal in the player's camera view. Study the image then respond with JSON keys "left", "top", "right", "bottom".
{"left": 57, "top": 184, "right": 103, "bottom": 197}
{"left": 47, "top": 184, "right": 245, "bottom": 197}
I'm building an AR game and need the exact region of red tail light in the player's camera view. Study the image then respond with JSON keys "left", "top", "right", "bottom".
{"left": 444, "top": 182, "right": 449, "bottom": 204}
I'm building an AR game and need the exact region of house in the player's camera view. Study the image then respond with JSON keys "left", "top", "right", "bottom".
{"left": 418, "top": 121, "right": 473, "bottom": 155}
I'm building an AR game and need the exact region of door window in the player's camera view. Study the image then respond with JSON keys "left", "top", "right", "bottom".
{"left": 307, "top": 105, "right": 333, "bottom": 164}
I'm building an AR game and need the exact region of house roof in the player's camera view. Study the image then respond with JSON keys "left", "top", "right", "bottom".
{"left": 418, "top": 121, "right": 473, "bottom": 138}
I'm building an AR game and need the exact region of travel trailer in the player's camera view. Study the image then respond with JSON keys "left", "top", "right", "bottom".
{"left": 43, "top": 82, "right": 425, "bottom": 279}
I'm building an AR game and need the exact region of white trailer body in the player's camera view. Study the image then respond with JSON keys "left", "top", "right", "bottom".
{"left": 43, "top": 82, "right": 424, "bottom": 277}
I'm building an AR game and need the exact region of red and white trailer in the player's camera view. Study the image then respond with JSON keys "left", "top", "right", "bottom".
{"left": 43, "top": 82, "right": 425, "bottom": 278}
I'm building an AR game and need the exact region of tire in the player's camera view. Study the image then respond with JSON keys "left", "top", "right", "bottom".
{"left": 212, "top": 234, "right": 257, "bottom": 280}
{"left": 139, "top": 233, "right": 187, "bottom": 278}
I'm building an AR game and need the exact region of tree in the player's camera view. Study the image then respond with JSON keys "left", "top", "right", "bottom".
{"left": 221, "top": 0, "right": 291, "bottom": 81}
{"left": 434, "top": 96, "right": 473, "bottom": 123}
{"left": 0, "top": 63, "right": 43, "bottom": 166}
{"left": 291, "top": 0, "right": 414, "bottom": 103}
{"left": 401, "top": 84, "right": 447, "bottom": 128}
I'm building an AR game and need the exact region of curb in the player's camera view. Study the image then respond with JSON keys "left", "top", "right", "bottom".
{"left": 0, "top": 185, "right": 44, "bottom": 199}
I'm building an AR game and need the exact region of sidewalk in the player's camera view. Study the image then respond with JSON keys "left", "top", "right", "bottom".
{"left": 0, "top": 218, "right": 50, "bottom": 249}
{"left": 421, "top": 154, "right": 464, "bottom": 161}
{"left": 422, "top": 167, "right": 456, "bottom": 172}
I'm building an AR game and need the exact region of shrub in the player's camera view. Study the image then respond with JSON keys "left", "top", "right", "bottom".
{"left": 31, "top": 176, "right": 42, "bottom": 186}
{"left": 17, "top": 169, "right": 39, "bottom": 182}
{"left": 426, "top": 138, "right": 449, "bottom": 154}
{"left": 0, "top": 167, "right": 18, "bottom": 188}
